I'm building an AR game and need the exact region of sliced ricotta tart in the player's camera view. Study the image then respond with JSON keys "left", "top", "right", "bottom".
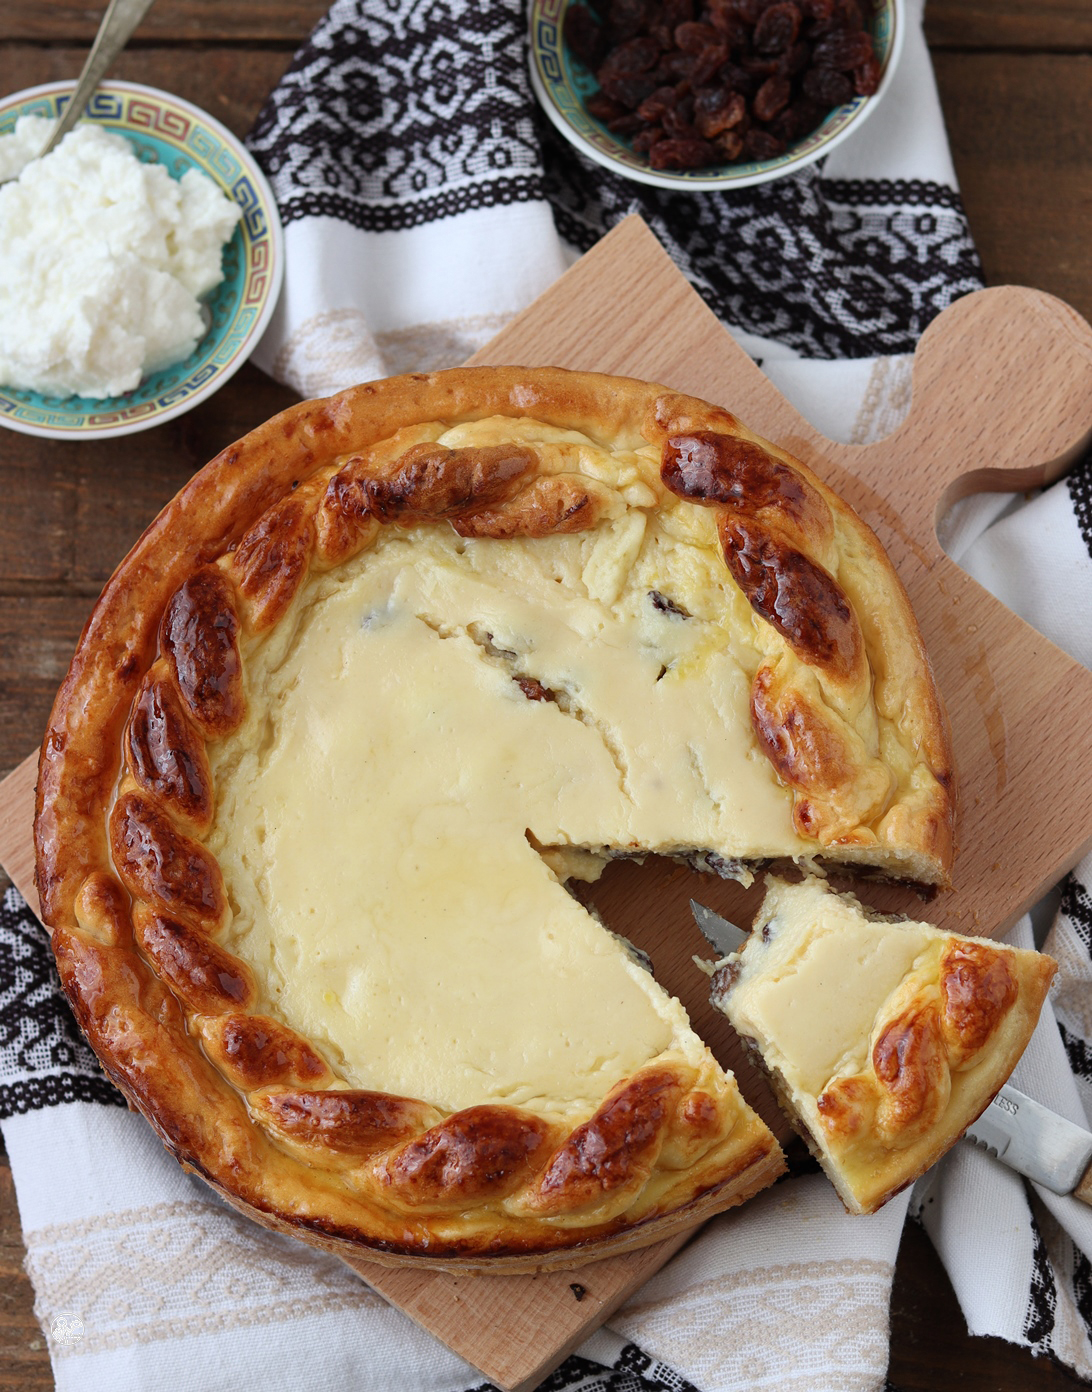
{"left": 35, "top": 367, "right": 954, "bottom": 1267}
{"left": 711, "top": 875, "right": 1056, "bottom": 1215}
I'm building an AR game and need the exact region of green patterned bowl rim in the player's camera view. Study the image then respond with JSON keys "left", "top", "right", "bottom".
{"left": 529, "top": 0, "right": 903, "bottom": 191}
{"left": 0, "top": 80, "right": 284, "bottom": 440}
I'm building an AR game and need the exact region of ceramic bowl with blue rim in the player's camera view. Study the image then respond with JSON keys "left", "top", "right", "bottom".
{"left": 0, "top": 80, "right": 284, "bottom": 440}
{"left": 529, "top": 0, "right": 903, "bottom": 192}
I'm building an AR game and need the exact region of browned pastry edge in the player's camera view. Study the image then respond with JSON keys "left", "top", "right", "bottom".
{"left": 34, "top": 365, "right": 953, "bottom": 1263}
{"left": 199, "top": 1135, "right": 788, "bottom": 1275}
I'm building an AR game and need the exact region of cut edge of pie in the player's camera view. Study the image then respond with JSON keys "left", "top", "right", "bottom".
{"left": 34, "top": 366, "right": 955, "bottom": 1266}
{"left": 710, "top": 875, "right": 1056, "bottom": 1215}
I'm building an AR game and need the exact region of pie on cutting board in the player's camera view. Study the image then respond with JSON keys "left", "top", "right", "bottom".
{"left": 34, "top": 366, "right": 973, "bottom": 1268}
{"left": 711, "top": 875, "right": 1056, "bottom": 1214}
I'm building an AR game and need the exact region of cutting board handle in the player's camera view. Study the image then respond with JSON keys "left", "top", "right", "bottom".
{"left": 851, "top": 285, "right": 1092, "bottom": 549}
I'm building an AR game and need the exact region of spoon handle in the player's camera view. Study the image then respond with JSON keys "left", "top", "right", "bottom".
{"left": 40, "top": 0, "right": 158, "bottom": 156}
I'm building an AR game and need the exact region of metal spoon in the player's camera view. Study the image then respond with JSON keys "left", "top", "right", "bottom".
{"left": 3, "top": 0, "right": 157, "bottom": 178}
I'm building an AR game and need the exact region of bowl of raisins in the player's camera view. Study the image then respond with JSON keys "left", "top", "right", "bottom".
{"left": 529, "top": 0, "right": 902, "bottom": 189}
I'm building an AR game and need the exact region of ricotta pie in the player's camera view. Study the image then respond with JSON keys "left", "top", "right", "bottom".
{"left": 711, "top": 875, "right": 1056, "bottom": 1214}
{"left": 35, "top": 367, "right": 954, "bottom": 1267}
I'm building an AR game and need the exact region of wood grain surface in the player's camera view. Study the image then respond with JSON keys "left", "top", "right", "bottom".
{"left": 1, "top": 2, "right": 1091, "bottom": 1390}
{"left": 933, "top": 51, "right": 1092, "bottom": 326}
{"left": 1, "top": 1, "right": 330, "bottom": 43}
{"left": 924, "top": 0, "right": 1092, "bottom": 50}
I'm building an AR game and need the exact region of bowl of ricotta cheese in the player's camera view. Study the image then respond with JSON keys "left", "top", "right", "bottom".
{"left": 0, "top": 80, "right": 284, "bottom": 439}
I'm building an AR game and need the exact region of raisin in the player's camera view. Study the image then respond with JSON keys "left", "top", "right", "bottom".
{"left": 608, "top": 0, "right": 651, "bottom": 39}
{"left": 810, "top": 0, "right": 863, "bottom": 33}
{"left": 743, "top": 126, "right": 785, "bottom": 159}
{"left": 564, "top": 5, "right": 607, "bottom": 68}
{"left": 694, "top": 86, "right": 746, "bottom": 136}
{"left": 585, "top": 90, "right": 628, "bottom": 123}
{"left": 710, "top": 960, "right": 743, "bottom": 997}
{"left": 662, "top": 101, "right": 700, "bottom": 138}
{"left": 632, "top": 124, "right": 664, "bottom": 152}
{"left": 516, "top": 676, "right": 556, "bottom": 702}
{"left": 649, "top": 589, "right": 692, "bottom": 617}
{"left": 637, "top": 85, "right": 678, "bottom": 120}
{"left": 794, "top": 94, "right": 827, "bottom": 128}
{"left": 778, "top": 39, "right": 812, "bottom": 76}
{"left": 673, "top": 20, "right": 720, "bottom": 51}
{"left": 599, "top": 35, "right": 661, "bottom": 74}
{"left": 656, "top": 50, "right": 698, "bottom": 81}
{"left": 599, "top": 71, "right": 660, "bottom": 107}
{"left": 608, "top": 111, "right": 647, "bottom": 134}
{"left": 715, "top": 128, "right": 744, "bottom": 160}
{"left": 752, "top": 73, "right": 790, "bottom": 120}
{"left": 753, "top": 2, "right": 800, "bottom": 53}
{"left": 812, "top": 29, "right": 874, "bottom": 71}
{"left": 853, "top": 54, "right": 881, "bottom": 95}
{"left": 706, "top": 0, "right": 746, "bottom": 40}
{"left": 770, "top": 95, "right": 826, "bottom": 140}
{"left": 800, "top": 0, "right": 832, "bottom": 15}
{"left": 691, "top": 42, "right": 730, "bottom": 85}
{"left": 719, "top": 61, "right": 760, "bottom": 96}
{"left": 662, "top": 0, "right": 694, "bottom": 25}
{"left": 740, "top": 53, "right": 780, "bottom": 78}
{"left": 802, "top": 65, "right": 853, "bottom": 105}
{"left": 649, "top": 136, "right": 718, "bottom": 168}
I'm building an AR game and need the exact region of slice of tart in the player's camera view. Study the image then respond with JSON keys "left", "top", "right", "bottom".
{"left": 711, "top": 875, "right": 1056, "bottom": 1214}
{"left": 35, "top": 366, "right": 954, "bottom": 1267}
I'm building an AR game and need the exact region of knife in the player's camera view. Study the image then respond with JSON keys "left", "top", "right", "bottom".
{"left": 689, "top": 900, "right": 1092, "bottom": 1203}
{"left": 964, "top": 1085, "right": 1092, "bottom": 1202}
{"left": 690, "top": 898, "right": 748, "bottom": 956}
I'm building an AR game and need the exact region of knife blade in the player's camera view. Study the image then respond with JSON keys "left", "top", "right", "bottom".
{"left": 964, "top": 1084, "right": 1092, "bottom": 1201}
{"left": 690, "top": 900, "right": 748, "bottom": 957}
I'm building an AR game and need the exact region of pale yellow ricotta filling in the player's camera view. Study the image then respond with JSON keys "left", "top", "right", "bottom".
{"left": 208, "top": 420, "right": 818, "bottom": 1123}
{"left": 723, "top": 876, "right": 936, "bottom": 1097}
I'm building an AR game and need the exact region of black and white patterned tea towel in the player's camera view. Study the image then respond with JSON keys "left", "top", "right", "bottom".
{"left": 244, "top": 0, "right": 982, "bottom": 397}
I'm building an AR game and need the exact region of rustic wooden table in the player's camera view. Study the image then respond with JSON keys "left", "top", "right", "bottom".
{"left": 1, "top": 2, "right": 1089, "bottom": 1389}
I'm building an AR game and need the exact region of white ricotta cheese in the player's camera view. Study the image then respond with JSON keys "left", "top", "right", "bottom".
{"left": 0, "top": 116, "right": 241, "bottom": 398}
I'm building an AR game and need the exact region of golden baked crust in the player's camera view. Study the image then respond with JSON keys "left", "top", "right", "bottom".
{"left": 711, "top": 876, "right": 1055, "bottom": 1215}
{"left": 35, "top": 366, "right": 953, "bottom": 1267}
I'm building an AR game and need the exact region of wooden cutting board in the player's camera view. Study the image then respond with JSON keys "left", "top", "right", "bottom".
{"left": 4, "top": 215, "right": 1092, "bottom": 1390}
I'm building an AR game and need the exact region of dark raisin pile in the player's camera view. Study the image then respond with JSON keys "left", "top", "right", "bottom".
{"left": 563, "top": 0, "right": 883, "bottom": 172}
